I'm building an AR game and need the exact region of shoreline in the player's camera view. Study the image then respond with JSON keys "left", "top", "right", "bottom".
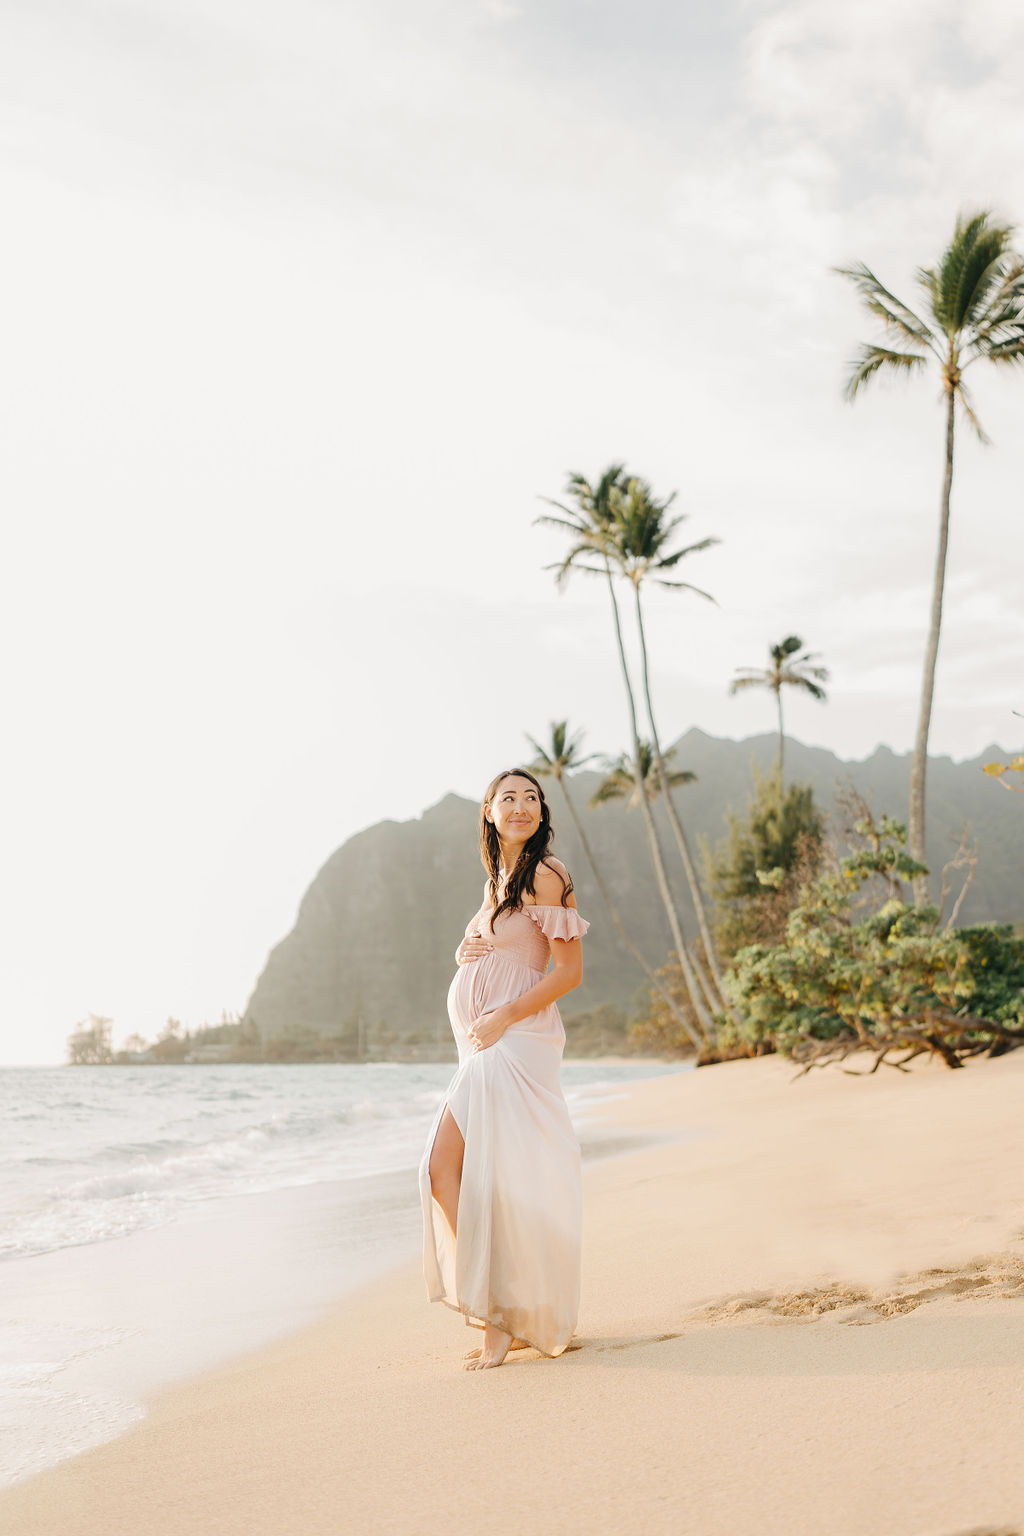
{"left": 3, "top": 1050, "right": 1024, "bottom": 1534}
{"left": 0, "top": 1060, "right": 688, "bottom": 1491}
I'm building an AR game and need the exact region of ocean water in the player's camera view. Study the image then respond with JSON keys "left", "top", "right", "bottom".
{"left": 0, "top": 1060, "right": 689, "bottom": 1488}
{"left": 2, "top": 1063, "right": 472, "bottom": 1262}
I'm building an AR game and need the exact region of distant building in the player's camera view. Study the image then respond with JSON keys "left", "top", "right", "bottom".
{"left": 183, "top": 1044, "right": 234, "bottom": 1064}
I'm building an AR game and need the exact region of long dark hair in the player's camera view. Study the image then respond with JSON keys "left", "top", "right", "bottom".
{"left": 479, "top": 768, "right": 573, "bottom": 931}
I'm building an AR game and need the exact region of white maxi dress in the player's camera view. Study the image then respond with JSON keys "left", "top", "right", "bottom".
{"left": 419, "top": 899, "right": 589, "bottom": 1357}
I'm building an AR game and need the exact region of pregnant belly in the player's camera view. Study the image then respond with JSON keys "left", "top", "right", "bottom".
{"left": 449, "top": 950, "right": 540, "bottom": 1025}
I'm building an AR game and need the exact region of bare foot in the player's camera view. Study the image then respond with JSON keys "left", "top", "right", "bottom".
{"left": 462, "top": 1335, "right": 529, "bottom": 1361}
{"left": 462, "top": 1323, "right": 513, "bottom": 1371}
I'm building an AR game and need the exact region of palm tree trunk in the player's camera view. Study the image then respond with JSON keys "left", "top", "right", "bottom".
{"left": 776, "top": 686, "right": 784, "bottom": 780}
{"left": 603, "top": 563, "right": 717, "bottom": 1043}
{"left": 631, "top": 582, "right": 733, "bottom": 1018}
{"left": 909, "top": 385, "right": 955, "bottom": 906}
{"left": 688, "top": 933, "right": 722, "bottom": 1018}
{"left": 555, "top": 773, "right": 704, "bottom": 1053}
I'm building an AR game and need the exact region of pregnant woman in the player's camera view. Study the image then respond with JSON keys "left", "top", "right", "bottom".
{"left": 419, "top": 767, "right": 589, "bottom": 1371}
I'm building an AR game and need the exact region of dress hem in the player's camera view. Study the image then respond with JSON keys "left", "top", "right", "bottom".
{"left": 426, "top": 1291, "right": 571, "bottom": 1360}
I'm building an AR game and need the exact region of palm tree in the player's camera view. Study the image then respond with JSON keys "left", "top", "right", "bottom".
{"left": 730, "top": 635, "right": 829, "bottom": 778}
{"left": 836, "top": 210, "right": 1024, "bottom": 903}
{"left": 536, "top": 470, "right": 718, "bottom": 1045}
{"left": 589, "top": 742, "right": 722, "bottom": 1020}
{"left": 589, "top": 741, "right": 696, "bottom": 808}
{"left": 526, "top": 722, "right": 704, "bottom": 1051}
{"left": 589, "top": 741, "right": 719, "bottom": 1018}
{"left": 601, "top": 474, "right": 734, "bottom": 1017}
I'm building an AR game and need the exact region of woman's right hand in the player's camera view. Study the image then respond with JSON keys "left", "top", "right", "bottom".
{"left": 455, "top": 932, "right": 494, "bottom": 965}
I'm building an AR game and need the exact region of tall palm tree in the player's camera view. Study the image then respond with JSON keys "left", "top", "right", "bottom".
{"left": 601, "top": 474, "right": 734, "bottom": 1015}
{"left": 729, "top": 635, "right": 829, "bottom": 778}
{"left": 526, "top": 722, "right": 704, "bottom": 1051}
{"left": 536, "top": 470, "right": 718, "bottom": 1044}
{"left": 836, "top": 210, "right": 1024, "bottom": 903}
{"left": 589, "top": 743, "right": 721, "bottom": 1019}
{"left": 589, "top": 741, "right": 696, "bottom": 808}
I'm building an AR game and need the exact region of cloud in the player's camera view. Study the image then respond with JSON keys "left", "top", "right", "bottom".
{"left": 745, "top": 0, "right": 949, "bottom": 132}
{"left": 742, "top": 0, "right": 1024, "bottom": 217}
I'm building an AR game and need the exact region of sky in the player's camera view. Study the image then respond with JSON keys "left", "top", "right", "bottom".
{"left": 2, "top": 0, "right": 1023, "bottom": 1063}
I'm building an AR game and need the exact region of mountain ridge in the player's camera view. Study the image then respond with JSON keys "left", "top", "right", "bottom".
{"left": 243, "top": 730, "right": 1024, "bottom": 1046}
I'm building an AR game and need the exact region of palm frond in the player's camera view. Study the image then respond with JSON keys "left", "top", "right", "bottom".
{"left": 966, "top": 258, "right": 1024, "bottom": 343}
{"left": 963, "top": 255, "right": 1024, "bottom": 364}
{"left": 588, "top": 766, "right": 632, "bottom": 808}
{"left": 780, "top": 651, "right": 827, "bottom": 676}
{"left": 729, "top": 673, "right": 770, "bottom": 695}
{"left": 604, "top": 476, "right": 718, "bottom": 602}
{"left": 655, "top": 579, "right": 718, "bottom": 602}
{"left": 916, "top": 260, "right": 941, "bottom": 325}
{"left": 589, "top": 741, "right": 695, "bottom": 808}
{"left": 526, "top": 721, "right": 594, "bottom": 776}
{"left": 781, "top": 674, "right": 828, "bottom": 701}
{"left": 558, "top": 723, "right": 595, "bottom": 771}
{"left": 976, "top": 256, "right": 1024, "bottom": 304}
{"left": 654, "top": 536, "right": 719, "bottom": 570}
{"left": 588, "top": 465, "right": 629, "bottom": 527}
{"left": 917, "top": 211, "right": 987, "bottom": 330}
{"left": 541, "top": 558, "right": 613, "bottom": 584}
{"left": 843, "top": 344, "right": 928, "bottom": 399}
{"left": 985, "top": 335, "right": 1024, "bottom": 365}
{"left": 538, "top": 512, "right": 618, "bottom": 586}
{"left": 534, "top": 508, "right": 590, "bottom": 535}
{"left": 540, "top": 543, "right": 598, "bottom": 589}
{"left": 863, "top": 299, "right": 941, "bottom": 354}
{"left": 918, "top": 211, "right": 1015, "bottom": 335}
{"left": 834, "top": 262, "right": 938, "bottom": 351}
{"left": 960, "top": 251, "right": 1019, "bottom": 333}
{"left": 953, "top": 223, "right": 1016, "bottom": 332}
{"left": 954, "top": 380, "right": 991, "bottom": 445}
{"left": 962, "top": 305, "right": 1024, "bottom": 363}
{"left": 965, "top": 321, "right": 1024, "bottom": 365}
{"left": 525, "top": 734, "right": 553, "bottom": 771}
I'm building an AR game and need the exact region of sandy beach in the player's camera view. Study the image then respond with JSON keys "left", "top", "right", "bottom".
{"left": 3, "top": 1050, "right": 1023, "bottom": 1536}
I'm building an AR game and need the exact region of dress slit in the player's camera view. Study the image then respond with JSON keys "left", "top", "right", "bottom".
{"left": 442, "top": 1097, "right": 466, "bottom": 1144}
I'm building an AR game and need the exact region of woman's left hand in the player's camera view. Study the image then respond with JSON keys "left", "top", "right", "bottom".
{"left": 467, "top": 1008, "right": 509, "bottom": 1053}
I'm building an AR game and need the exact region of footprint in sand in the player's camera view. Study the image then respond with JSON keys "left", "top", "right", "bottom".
{"left": 690, "top": 1246, "right": 1024, "bottom": 1329}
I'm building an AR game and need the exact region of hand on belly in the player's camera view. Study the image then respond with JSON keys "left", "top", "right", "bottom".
{"left": 466, "top": 1008, "right": 508, "bottom": 1053}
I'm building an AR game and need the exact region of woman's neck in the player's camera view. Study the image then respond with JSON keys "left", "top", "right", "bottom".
{"left": 497, "top": 843, "right": 520, "bottom": 879}
{"left": 496, "top": 847, "right": 525, "bottom": 894}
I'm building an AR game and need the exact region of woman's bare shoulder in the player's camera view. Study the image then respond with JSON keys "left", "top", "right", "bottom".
{"left": 530, "top": 858, "right": 577, "bottom": 908}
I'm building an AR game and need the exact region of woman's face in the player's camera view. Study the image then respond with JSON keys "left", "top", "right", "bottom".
{"left": 485, "top": 775, "right": 543, "bottom": 853}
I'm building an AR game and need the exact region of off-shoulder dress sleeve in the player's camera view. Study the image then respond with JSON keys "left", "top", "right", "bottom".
{"left": 525, "top": 905, "right": 590, "bottom": 942}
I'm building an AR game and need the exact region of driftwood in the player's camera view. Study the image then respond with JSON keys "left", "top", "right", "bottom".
{"left": 789, "top": 1011, "right": 1024, "bottom": 1079}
